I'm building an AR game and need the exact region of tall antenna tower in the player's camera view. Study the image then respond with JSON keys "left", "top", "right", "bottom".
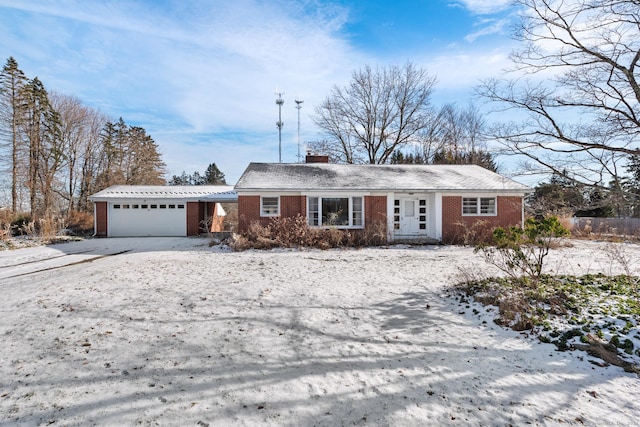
{"left": 295, "top": 98, "right": 304, "bottom": 162}
{"left": 275, "top": 91, "right": 284, "bottom": 163}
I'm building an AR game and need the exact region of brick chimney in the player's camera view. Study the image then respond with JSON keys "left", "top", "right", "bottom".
{"left": 305, "top": 152, "right": 329, "bottom": 163}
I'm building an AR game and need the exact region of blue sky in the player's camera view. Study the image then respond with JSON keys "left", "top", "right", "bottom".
{"left": 0, "top": 0, "right": 518, "bottom": 184}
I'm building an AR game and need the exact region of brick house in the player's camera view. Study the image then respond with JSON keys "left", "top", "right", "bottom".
{"left": 234, "top": 158, "right": 530, "bottom": 244}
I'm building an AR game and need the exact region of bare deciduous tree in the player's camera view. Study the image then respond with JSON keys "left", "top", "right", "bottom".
{"left": 312, "top": 62, "right": 436, "bottom": 164}
{"left": 50, "top": 92, "right": 108, "bottom": 213}
{"left": 392, "top": 103, "right": 498, "bottom": 171}
{"left": 478, "top": 0, "right": 640, "bottom": 186}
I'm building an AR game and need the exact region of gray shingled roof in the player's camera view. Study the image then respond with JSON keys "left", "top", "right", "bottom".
{"left": 235, "top": 163, "right": 530, "bottom": 192}
{"left": 90, "top": 185, "right": 238, "bottom": 201}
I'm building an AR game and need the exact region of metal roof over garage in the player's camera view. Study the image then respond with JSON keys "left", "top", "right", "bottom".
{"left": 90, "top": 185, "right": 238, "bottom": 202}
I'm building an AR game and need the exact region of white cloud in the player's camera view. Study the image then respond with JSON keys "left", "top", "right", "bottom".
{"left": 423, "top": 48, "right": 514, "bottom": 105}
{"left": 465, "top": 18, "right": 511, "bottom": 42}
{"left": 0, "top": 0, "right": 368, "bottom": 180}
{"left": 0, "top": 0, "right": 527, "bottom": 181}
{"left": 452, "top": 0, "right": 512, "bottom": 15}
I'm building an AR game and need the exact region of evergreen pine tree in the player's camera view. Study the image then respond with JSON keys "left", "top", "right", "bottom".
{"left": 0, "top": 57, "right": 28, "bottom": 212}
{"left": 204, "top": 163, "right": 226, "bottom": 185}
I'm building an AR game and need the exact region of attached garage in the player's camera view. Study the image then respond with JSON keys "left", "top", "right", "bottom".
{"left": 108, "top": 201, "right": 187, "bottom": 237}
{"left": 90, "top": 185, "right": 237, "bottom": 237}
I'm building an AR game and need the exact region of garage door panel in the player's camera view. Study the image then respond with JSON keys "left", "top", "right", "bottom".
{"left": 109, "top": 202, "right": 186, "bottom": 237}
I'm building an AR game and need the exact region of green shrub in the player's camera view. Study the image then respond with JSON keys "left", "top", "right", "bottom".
{"left": 476, "top": 216, "right": 570, "bottom": 282}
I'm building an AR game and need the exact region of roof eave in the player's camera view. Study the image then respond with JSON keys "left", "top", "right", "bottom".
{"left": 235, "top": 187, "right": 529, "bottom": 193}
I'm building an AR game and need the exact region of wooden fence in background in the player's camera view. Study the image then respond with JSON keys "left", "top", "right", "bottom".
{"left": 570, "top": 217, "right": 640, "bottom": 236}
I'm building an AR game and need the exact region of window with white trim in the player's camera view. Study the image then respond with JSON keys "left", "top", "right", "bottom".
{"left": 462, "top": 197, "right": 496, "bottom": 215}
{"left": 307, "top": 196, "right": 364, "bottom": 228}
{"left": 261, "top": 196, "right": 280, "bottom": 217}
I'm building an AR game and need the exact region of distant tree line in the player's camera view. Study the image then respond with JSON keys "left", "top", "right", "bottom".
{"left": 529, "top": 156, "right": 640, "bottom": 218}
{"left": 388, "top": 102, "right": 497, "bottom": 172}
{"left": 0, "top": 56, "right": 166, "bottom": 224}
{"left": 168, "top": 163, "right": 227, "bottom": 186}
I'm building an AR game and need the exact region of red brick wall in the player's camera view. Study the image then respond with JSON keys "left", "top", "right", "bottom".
{"left": 95, "top": 202, "right": 107, "bottom": 237}
{"left": 238, "top": 194, "right": 387, "bottom": 235}
{"left": 365, "top": 195, "right": 387, "bottom": 236}
{"left": 238, "top": 195, "right": 307, "bottom": 231}
{"left": 441, "top": 195, "right": 523, "bottom": 244}
{"left": 238, "top": 196, "right": 261, "bottom": 231}
{"left": 281, "top": 195, "right": 306, "bottom": 218}
{"left": 186, "top": 202, "right": 201, "bottom": 236}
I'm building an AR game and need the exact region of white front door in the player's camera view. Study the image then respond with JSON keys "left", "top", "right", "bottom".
{"left": 394, "top": 197, "right": 428, "bottom": 237}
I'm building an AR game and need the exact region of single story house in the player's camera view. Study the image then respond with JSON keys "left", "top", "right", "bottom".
{"left": 234, "top": 158, "right": 531, "bottom": 244}
{"left": 89, "top": 185, "right": 237, "bottom": 237}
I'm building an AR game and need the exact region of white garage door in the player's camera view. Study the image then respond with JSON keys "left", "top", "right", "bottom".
{"left": 108, "top": 201, "right": 187, "bottom": 237}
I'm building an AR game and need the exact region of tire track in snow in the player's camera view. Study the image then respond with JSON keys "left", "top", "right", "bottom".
{"left": 0, "top": 250, "right": 131, "bottom": 281}
{"left": 0, "top": 249, "right": 94, "bottom": 269}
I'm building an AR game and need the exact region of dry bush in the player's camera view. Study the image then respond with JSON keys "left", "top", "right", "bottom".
{"left": 569, "top": 218, "right": 640, "bottom": 243}
{"left": 352, "top": 221, "right": 388, "bottom": 246}
{"left": 219, "top": 202, "right": 238, "bottom": 232}
{"left": 558, "top": 215, "right": 574, "bottom": 234}
{"left": 0, "top": 209, "right": 12, "bottom": 240}
{"left": 1, "top": 211, "right": 93, "bottom": 240}
{"left": 21, "top": 219, "right": 36, "bottom": 236}
{"left": 573, "top": 219, "right": 593, "bottom": 237}
{"left": 602, "top": 242, "right": 635, "bottom": 277}
{"left": 495, "top": 293, "right": 538, "bottom": 331}
{"left": 451, "top": 219, "right": 491, "bottom": 246}
{"left": 8, "top": 213, "right": 31, "bottom": 236}
{"left": 267, "top": 215, "right": 318, "bottom": 247}
{"left": 454, "top": 264, "right": 490, "bottom": 289}
{"left": 228, "top": 233, "right": 251, "bottom": 251}
{"left": 321, "top": 228, "right": 349, "bottom": 248}
{"left": 230, "top": 216, "right": 388, "bottom": 251}
{"left": 242, "top": 221, "right": 279, "bottom": 249}
{"left": 458, "top": 278, "right": 546, "bottom": 331}
{"left": 38, "top": 217, "right": 58, "bottom": 237}
{"left": 66, "top": 210, "right": 94, "bottom": 236}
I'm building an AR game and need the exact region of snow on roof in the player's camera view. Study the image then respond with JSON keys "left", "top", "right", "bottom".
{"left": 89, "top": 185, "right": 238, "bottom": 201}
{"left": 235, "top": 163, "right": 530, "bottom": 193}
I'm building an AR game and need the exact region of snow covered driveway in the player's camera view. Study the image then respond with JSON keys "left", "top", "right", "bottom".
{"left": 0, "top": 237, "right": 638, "bottom": 426}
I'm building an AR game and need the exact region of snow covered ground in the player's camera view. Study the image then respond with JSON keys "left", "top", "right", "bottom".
{"left": 0, "top": 237, "right": 639, "bottom": 426}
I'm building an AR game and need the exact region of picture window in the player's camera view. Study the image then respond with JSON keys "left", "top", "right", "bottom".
{"left": 308, "top": 196, "right": 363, "bottom": 228}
